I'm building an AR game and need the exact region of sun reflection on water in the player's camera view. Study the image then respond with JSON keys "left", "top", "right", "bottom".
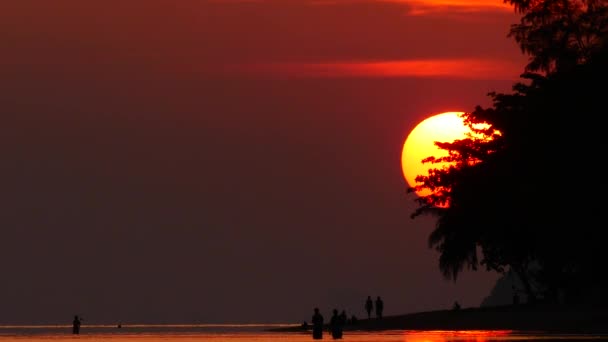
{"left": 403, "top": 330, "right": 513, "bottom": 342}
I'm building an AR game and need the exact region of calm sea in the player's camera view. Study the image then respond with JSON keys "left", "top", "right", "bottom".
{"left": 0, "top": 324, "right": 607, "bottom": 342}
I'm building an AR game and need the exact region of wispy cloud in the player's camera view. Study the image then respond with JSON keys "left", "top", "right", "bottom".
{"left": 379, "top": 0, "right": 512, "bottom": 14}
{"left": 268, "top": 0, "right": 513, "bottom": 14}
{"left": 232, "top": 58, "right": 523, "bottom": 80}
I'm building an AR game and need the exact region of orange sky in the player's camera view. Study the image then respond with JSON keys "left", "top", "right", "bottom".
{"left": 0, "top": 0, "right": 526, "bottom": 324}
{"left": 1, "top": 0, "right": 525, "bottom": 78}
{"left": 386, "top": 0, "right": 512, "bottom": 13}
{"left": 235, "top": 58, "right": 523, "bottom": 79}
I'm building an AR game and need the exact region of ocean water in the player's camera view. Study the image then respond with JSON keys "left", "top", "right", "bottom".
{"left": 0, "top": 325, "right": 607, "bottom": 342}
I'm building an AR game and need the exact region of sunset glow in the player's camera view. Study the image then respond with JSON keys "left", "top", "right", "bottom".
{"left": 0, "top": 0, "right": 529, "bottom": 325}
{"left": 403, "top": 330, "right": 514, "bottom": 342}
{"left": 260, "top": 0, "right": 513, "bottom": 13}
{"left": 237, "top": 59, "right": 522, "bottom": 80}
{"left": 401, "top": 112, "right": 470, "bottom": 198}
{"left": 391, "top": 0, "right": 513, "bottom": 14}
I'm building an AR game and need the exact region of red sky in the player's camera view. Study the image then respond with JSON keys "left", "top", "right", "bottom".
{"left": 0, "top": 0, "right": 527, "bottom": 324}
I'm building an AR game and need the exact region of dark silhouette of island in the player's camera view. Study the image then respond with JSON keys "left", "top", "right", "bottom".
{"left": 481, "top": 271, "right": 526, "bottom": 307}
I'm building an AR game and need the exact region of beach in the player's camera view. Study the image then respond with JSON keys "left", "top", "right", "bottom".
{"left": 269, "top": 304, "right": 608, "bottom": 334}
{"left": 2, "top": 307, "right": 608, "bottom": 342}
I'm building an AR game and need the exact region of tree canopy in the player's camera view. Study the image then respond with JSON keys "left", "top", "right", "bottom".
{"left": 507, "top": 0, "right": 608, "bottom": 73}
{"left": 409, "top": 0, "right": 608, "bottom": 304}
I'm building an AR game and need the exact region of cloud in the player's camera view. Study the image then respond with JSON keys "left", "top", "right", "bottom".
{"left": 231, "top": 58, "right": 523, "bottom": 80}
{"left": 378, "top": 0, "right": 512, "bottom": 14}
{"left": 225, "top": 0, "right": 514, "bottom": 15}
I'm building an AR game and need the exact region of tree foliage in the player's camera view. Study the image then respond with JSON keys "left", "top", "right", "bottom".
{"left": 409, "top": 0, "right": 608, "bottom": 304}
{"left": 506, "top": 0, "right": 608, "bottom": 73}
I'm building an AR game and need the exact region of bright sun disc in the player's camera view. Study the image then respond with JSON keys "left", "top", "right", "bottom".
{"left": 401, "top": 111, "right": 471, "bottom": 198}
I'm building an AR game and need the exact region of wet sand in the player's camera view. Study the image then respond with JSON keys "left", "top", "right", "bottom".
{"left": 269, "top": 304, "right": 608, "bottom": 334}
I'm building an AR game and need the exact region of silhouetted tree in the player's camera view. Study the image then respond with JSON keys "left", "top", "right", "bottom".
{"left": 409, "top": 0, "right": 608, "bottom": 304}
{"left": 505, "top": 0, "right": 608, "bottom": 73}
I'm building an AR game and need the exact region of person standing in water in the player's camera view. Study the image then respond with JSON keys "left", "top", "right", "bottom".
{"left": 72, "top": 315, "right": 82, "bottom": 334}
{"left": 329, "top": 309, "right": 344, "bottom": 339}
{"left": 312, "top": 307, "right": 324, "bottom": 340}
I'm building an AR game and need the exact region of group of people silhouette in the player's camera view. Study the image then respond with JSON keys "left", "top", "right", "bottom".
{"left": 311, "top": 307, "right": 347, "bottom": 340}
{"left": 365, "top": 295, "right": 384, "bottom": 320}
{"left": 309, "top": 296, "right": 384, "bottom": 339}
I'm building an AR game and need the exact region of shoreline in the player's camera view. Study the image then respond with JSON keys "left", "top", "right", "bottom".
{"left": 268, "top": 304, "right": 608, "bottom": 334}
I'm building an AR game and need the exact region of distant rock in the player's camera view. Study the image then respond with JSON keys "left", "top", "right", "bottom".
{"left": 481, "top": 271, "right": 526, "bottom": 307}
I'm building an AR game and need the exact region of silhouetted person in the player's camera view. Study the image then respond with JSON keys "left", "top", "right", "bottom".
{"left": 329, "top": 309, "right": 343, "bottom": 339}
{"left": 312, "top": 307, "right": 324, "bottom": 340}
{"left": 72, "top": 315, "right": 82, "bottom": 334}
{"left": 452, "top": 301, "right": 461, "bottom": 311}
{"left": 375, "top": 296, "right": 384, "bottom": 319}
{"left": 350, "top": 315, "right": 358, "bottom": 325}
{"left": 365, "top": 296, "right": 373, "bottom": 319}
{"left": 339, "top": 310, "right": 347, "bottom": 326}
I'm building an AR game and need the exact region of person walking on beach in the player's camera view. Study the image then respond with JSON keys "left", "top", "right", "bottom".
{"left": 365, "top": 296, "right": 373, "bottom": 319}
{"left": 375, "top": 296, "right": 384, "bottom": 319}
{"left": 72, "top": 315, "right": 82, "bottom": 334}
{"left": 312, "top": 307, "right": 324, "bottom": 340}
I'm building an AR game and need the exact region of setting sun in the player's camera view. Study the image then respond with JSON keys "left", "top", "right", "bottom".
{"left": 401, "top": 111, "right": 471, "bottom": 198}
